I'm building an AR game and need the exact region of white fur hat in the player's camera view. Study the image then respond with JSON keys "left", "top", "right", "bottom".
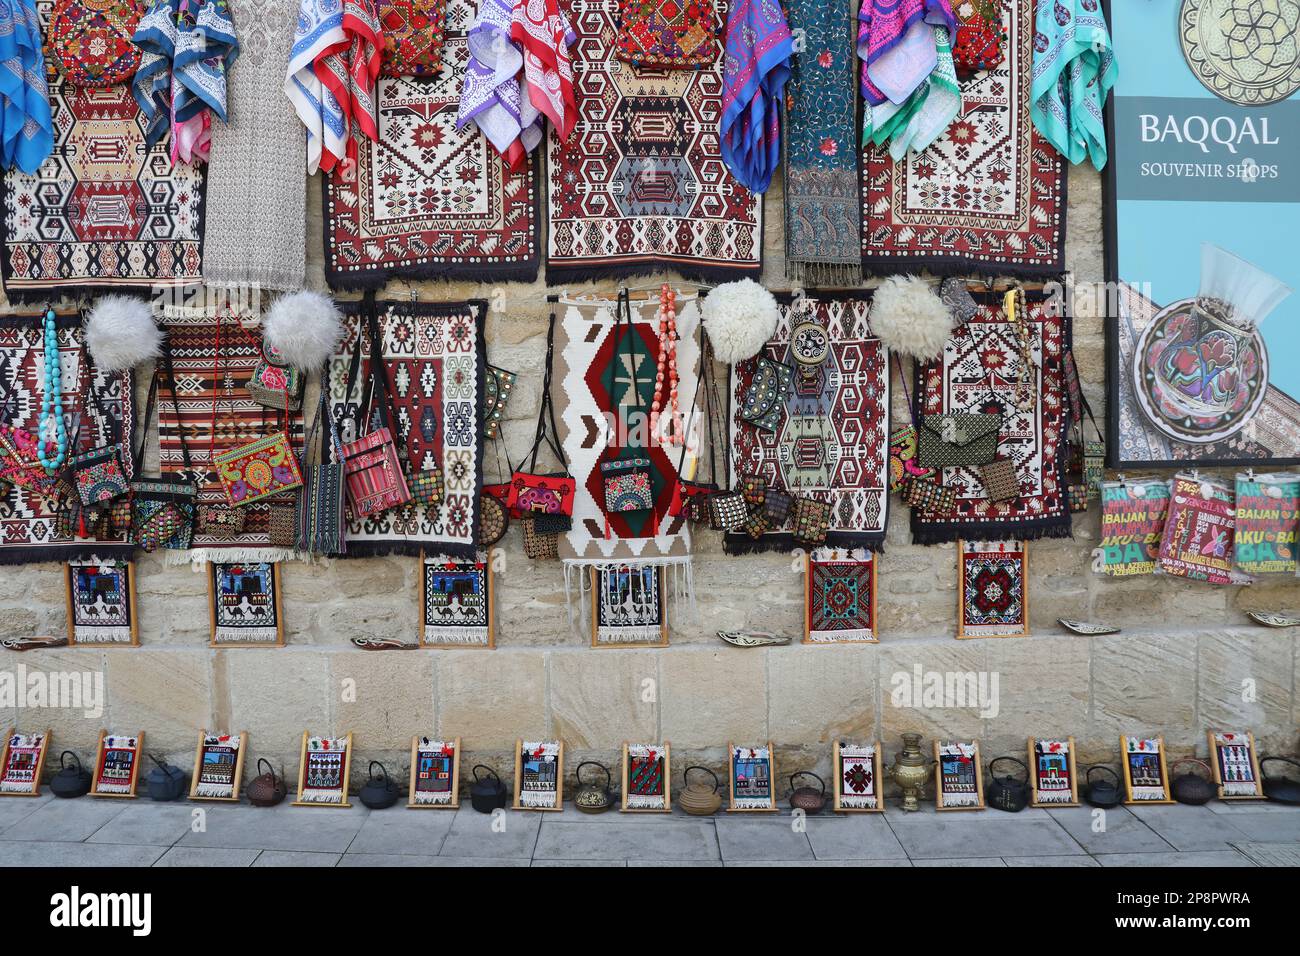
{"left": 700, "top": 279, "right": 781, "bottom": 364}
{"left": 262, "top": 290, "right": 345, "bottom": 372}
{"left": 84, "top": 295, "right": 162, "bottom": 373}
{"left": 870, "top": 275, "right": 955, "bottom": 362}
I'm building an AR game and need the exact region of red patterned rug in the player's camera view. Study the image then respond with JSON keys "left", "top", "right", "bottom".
{"left": 546, "top": 0, "right": 763, "bottom": 282}
{"left": 859, "top": 0, "right": 1064, "bottom": 278}
{"left": 323, "top": 1, "right": 539, "bottom": 289}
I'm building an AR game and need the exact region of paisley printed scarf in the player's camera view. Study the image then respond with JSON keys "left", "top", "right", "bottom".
{"left": 1030, "top": 0, "right": 1116, "bottom": 171}
{"left": 864, "top": 23, "right": 960, "bottom": 157}
{"left": 458, "top": 0, "right": 538, "bottom": 171}
{"left": 720, "top": 0, "right": 792, "bottom": 194}
{"left": 511, "top": 0, "right": 576, "bottom": 143}
{"left": 0, "top": 0, "right": 52, "bottom": 174}
{"left": 857, "top": 0, "right": 954, "bottom": 107}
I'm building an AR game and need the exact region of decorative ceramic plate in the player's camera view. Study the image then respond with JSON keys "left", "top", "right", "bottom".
{"left": 1131, "top": 297, "right": 1268, "bottom": 444}
{"left": 1180, "top": 0, "right": 1300, "bottom": 107}
{"left": 717, "top": 630, "right": 792, "bottom": 647}
{"left": 1057, "top": 619, "right": 1121, "bottom": 636}
{"left": 1246, "top": 610, "right": 1300, "bottom": 628}
{"left": 351, "top": 637, "right": 420, "bottom": 650}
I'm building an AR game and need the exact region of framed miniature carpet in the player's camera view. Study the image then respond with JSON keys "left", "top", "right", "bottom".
{"left": 65, "top": 560, "right": 138, "bottom": 646}
{"left": 1029, "top": 738, "right": 1079, "bottom": 807}
{"left": 327, "top": 300, "right": 487, "bottom": 558}
{"left": 158, "top": 307, "right": 306, "bottom": 565}
{"left": 833, "top": 741, "right": 883, "bottom": 812}
{"left": 1121, "top": 735, "right": 1174, "bottom": 804}
{"left": 911, "top": 288, "right": 1071, "bottom": 545}
{"left": 408, "top": 737, "right": 461, "bottom": 808}
{"left": 208, "top": 562, "right": 284, "bottom": 647}
{"left": 1208, "top": 731, "right": 1264, "bottom": 801}
{"left": 728, "top": 292, "right": 890, "bottom": 554}
{"left": 514, "top": 740, "right": 563, "bottom": 811}
{"left": 90, "top": 731, "right": 143, "bottom": 798}
{"left": 728, "top": 743, "right": 776, "bottom": 812}
{"left": 421, "top": 552, "right": 494, "bottom": 648}
{"left": 546, "top": 1, "right": 762, "bottom": 282}
{"left": 322, "top": 0, "right": 539, "bottom": 289}
{"left": 0, "top": 314, "right": 135, "bottom": 565}
{"left": 859, "top": 0, "right": 1065, "bottom": 278}
{"left": 804, "top": 548, "right": 877, "bottom": 644}
{"left": 1, "top": 3, "right": 205, "bottom": 301}
{"left": 957, "top": 540, "right": 1029, "bottom": 639}
{"left": 590, "top": 564, "right": 667, "bottom": 648}
{"left": 621, "top": 743, "right": 670, "bottom": 813}
{"left": 293, "top": 733, "right": 353, "bottom": 807}
{"left": 935, "top": 740, "right": 983, "bottom": 810}
{"left": 0, "top": 730, "right": 50, "bottom": 796}
{"left": 190, "top": 731, "right": 248, "bottom": 802}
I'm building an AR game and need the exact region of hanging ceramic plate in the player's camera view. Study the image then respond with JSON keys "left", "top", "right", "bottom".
{"left": 1057, "top": 619, "right": 1121, "bottom": 636}
{"left": 1131, "top": 297, "right": 1269, "bottom": 444}
{"left": 1246, "top": 610, "right": 1300, "bottom": 629}
{"left": 1180, "top": 0, "right": 1300, "bottom": 107}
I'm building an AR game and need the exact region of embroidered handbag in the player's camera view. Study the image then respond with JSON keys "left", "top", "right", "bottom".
{"left": 483, "top": 364, "right": 516, "bottom": 441}
{"left": 952, "top": 0, "right": 1007, "bottom": 76}
{"left": 197, "top": 504, "right": 246, "bottom": 540}
{"left": 890, "top": 357, "right": 935, "bottom": 492}
{"left": 792, "top": 496, "right": 831, "bottom": 547}
{"left": 216, "top": 432, "right": 304, "bottom": 507}
{"left": 478, "top": 492, "right": 509, "bottom": 547}
{"left": 917, "top": 413, "right": 1001, "bottom": 469}
{"left": 601, "top": 457, "right": 654, "bottom": 514}
{"left": 979, "top": 458, "right": 1020, "bottom": 503}
{"left": 0, "top": 422, "right": 62, "bottom": 496}
{"left": 295, "top": 390, "right": 348, "bottom": 557}
{"left": 130, "top": 347, "right": 197, "bottom": 553}
{"left": 739, "top": 473, "right": 766, "bottom": 508}
{"left": 267, "top": 501, "right": 297, "bottom": 548}
{"left": 743, "top": 508, "right": 770, "bottom": 540}
{"left": 376, "top": 0, "right": 448, "bottom": 76}
{"left": 901, "top": 476, "right": 956, "bottom": 515}
{"left": 763, "top": 487, "right": 794, "bottom": 526}
{"left": 68, "top": 444, "right": 129, "bottom": 507}
{"left": 109, "top": 495, "right": 134, "bottom": 534}
{"left": 522, "top": 516, "right": 559, "bottom": 559}
{"left": 49, "top": 0, "right": 145, "bottom": 88}
{"left": 407, "top": 464, "right": 445, "bottom": 507}
{"left": 532, "top": 512, "right": 572, "bottom": 534}
{"left": 1068, "top": 483, "right": 1089, "bottom": 514}
{"left": 246, "top": 345, "right": 304, "bottom": 412}
{"left": 1063, "top": 349, "right": 1105, "bottom": 500}
{"left": 615, "top": 0, "right": 719, "bottom": 69}
{"left": 508, "top": 312, "right": 575, "bottom": 518}
{"left": 738, "top": 355, "right": 793, "bottom": 433}
{"left": 708, "top": 490, "right": 748, "bottom": 531}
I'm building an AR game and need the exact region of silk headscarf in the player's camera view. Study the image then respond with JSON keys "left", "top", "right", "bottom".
{"left": 1030, "top": 0, "right": 1117, "bottom": 170}
{"left": 457, "top": 0, "right": 539, "bottom": 172}
{"left": 0, "top": 0, "right": 53, "bottom": 174}
{"left": 720, "top": 0, "right": 792, "bottom": 194}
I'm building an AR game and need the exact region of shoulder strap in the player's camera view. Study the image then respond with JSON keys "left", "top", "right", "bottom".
{"left": 524, "top": 312, "right": 567, "bottom": 472}
{"left": 131, "top": 364, "right": 162, "bottom": 476}
{"left": 159, "top": 333, "right": 194, "bottom": 478}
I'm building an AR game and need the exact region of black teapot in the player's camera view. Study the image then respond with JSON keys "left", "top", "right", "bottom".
{"left": 359, "top": 761, "right": 400, "bottom": 809}
{"left": 145, "top": 753, "right": 187, "bottom": 801}
{"left": 1083, "top": 765, "right": 1122, "bottom": 808}
{"left": 49, "top": 751, "right": 91, "bottom": 799}
{"left": 573, "top": 761, "right": 613, "bottom": 814}
{"left": 986, "top": 756, "right": 1030, "bottom": 812}
{"left": 469, "top": 764, "right": 507, "bottom": 814}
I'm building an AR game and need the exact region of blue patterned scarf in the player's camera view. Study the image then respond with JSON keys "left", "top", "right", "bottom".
{"left": 720, "top": 0, "right": 793, "bottom": 194}
{"left": 0, "top": 0, "right": 52, "bottom": 174}
{"left": 1030, "top": 0, "right": 1116, "bottom": 171}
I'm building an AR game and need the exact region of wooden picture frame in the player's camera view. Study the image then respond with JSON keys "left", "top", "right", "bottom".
{"left": 804, "top": 549, "right": 879, "bottom": 644}
{"left": 1029, "top": 737, "right": 1080, "bottom": 807}
{"left": 0, "top": 728, "right": 51, "bottom": 797}
{"left": 935, "top": 740, "right": 985, "bottom": 810}
{"left": 292, "top": 732, "right": 353, "bottom": 807}
{"left": 420, "top": 551, "right": 495, "bottom": 648}
{"left": 89, "top": 730, "right": 143, "bottom": 798}
{"left": 65, "top": 560, "right": 138, "bottom": 646}
{"left": 589, "top": 565, "right": 669, "bottom": 648}
{"left": 189, "top": 730, "right": 248, "bottom": 802}
{"left": 832, "top": 740, "right": 884, "bottom": 812}
{"left": 620, "top": 742, "right": 671, "bottom": 813}
{"left": 1121, "top": 735, "right": 1175, "bottom": 804}
{"left": 208, "top": 561, "right": 285, "bottom": 647}
{"left": 727, "top": 742, "right": 777, "bottom": 812}
{"left": 408, "top": 736, "right": 461, "bottom": 808}
{"left": 514, "top": 739, "right": 564, "bottom": 810}
{"left": 1208, "top": 731, "right": 1265, "bottom": 801}
{"left": 957, "top": 540, "right": 1030, "bottom": 639}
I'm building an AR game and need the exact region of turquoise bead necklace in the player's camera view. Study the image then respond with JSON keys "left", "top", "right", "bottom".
{"left": 36, "top": 306, "right": 68, "bottom": 475}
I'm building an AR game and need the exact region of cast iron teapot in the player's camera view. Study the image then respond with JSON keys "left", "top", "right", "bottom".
{"left": 1083, "top": 765, "right": 1122, "bottom": 809}
{"left": 573, "top": 761, "right": 614, "bottom": 814}
{"left": 247, "top": 758, "right": 287, "bottom": 807}
{"left": 788, "top": 771, "right": 827, "bottom": 814}
{"left": 1261, "top": 756, "right": 1300, "bottom": 805}
{"left": 1171, "top": 757, "right": 1216, "bottom": 805}
{"left": 986, "top": 756, "right": 1030, "bottom": 812}
{"left": 49, "top": 750, "right": 91, "bottom": 799}
{"left": 145, "top": 753, "right": 187, "bottom": 801}
{"left": 359, "top": 761, "right": 400, "bottom": 809}
{"left": 678, "top": 765, "right": 722, "bottom": 816}
{"left": 470, "top": 764, "right": 507, "bottom": 814}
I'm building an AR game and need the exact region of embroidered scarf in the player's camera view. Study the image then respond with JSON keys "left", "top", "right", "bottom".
{"left": 511, "top": 0, "right": 576, "bottom": 142}
{"left": 0, "top": 0, "right": 52, "bottom": 174}
{"left": 782, "top": 0, "right": 859, "bottom": 283}
{"left": 864, "top": 24, "right": 960, "bottom": 158}
{"left": 1030, "top": 0, "right": 1116, "bottom": 171}
{"left": 458, "top": 0, "right": 537, "bottom": 171}
{"left": 857, "top": 0, "right": 954, "bottom": 106}
{"left": 719, "top": 0, "right": 792, "bottom": 194}
{"left": 132, "top": 0, "right": 240, "bottom": 163}
{"left": 285, "top": 0, "right": 381, "bottom": 175}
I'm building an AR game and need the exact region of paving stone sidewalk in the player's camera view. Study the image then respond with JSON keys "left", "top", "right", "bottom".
{"left": 0, "top": 795, "right": 1296, "bottom": 867}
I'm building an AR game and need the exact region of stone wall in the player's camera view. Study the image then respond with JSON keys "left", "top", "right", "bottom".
{"left": 2, "top": 164, "right": 1297, "bottom": 795}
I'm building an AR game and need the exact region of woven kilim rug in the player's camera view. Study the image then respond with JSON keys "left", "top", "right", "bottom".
{"left": 859, "top": 0, "right": 1065, "bottom": 278}
{"left": 323, "top": 0, "right": 540, "bottom": 289}
{"left": 727, "top": 292, "right": 890, "bottom": 554}
{"left": 546, "top": 0, "right": 763, "bottom": 282}
{"left": 0, "top": 314, "right": 135, "bottom": 565}
{"left": 910, "top": 289, "right": 1072, "bottom": 545}
{"left": 1, "top": 2, "right": 206, "bottom": 302}
{"left": 327, "top": 300, "right": 486, "bottom": 559}
{"left": 158, "top": 307, "right": 306, "bottom": 565}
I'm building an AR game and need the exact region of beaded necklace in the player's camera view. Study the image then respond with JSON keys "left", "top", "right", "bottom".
{"left": 36, "top": 307, "right": 68, "bottom": 474}
{"left": 650, "top": 284, "right": 683, "bottom": 446}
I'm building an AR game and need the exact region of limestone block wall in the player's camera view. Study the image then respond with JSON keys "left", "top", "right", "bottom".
{"left": 1, "top": 165, "right": 1297, "bottom": 795}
